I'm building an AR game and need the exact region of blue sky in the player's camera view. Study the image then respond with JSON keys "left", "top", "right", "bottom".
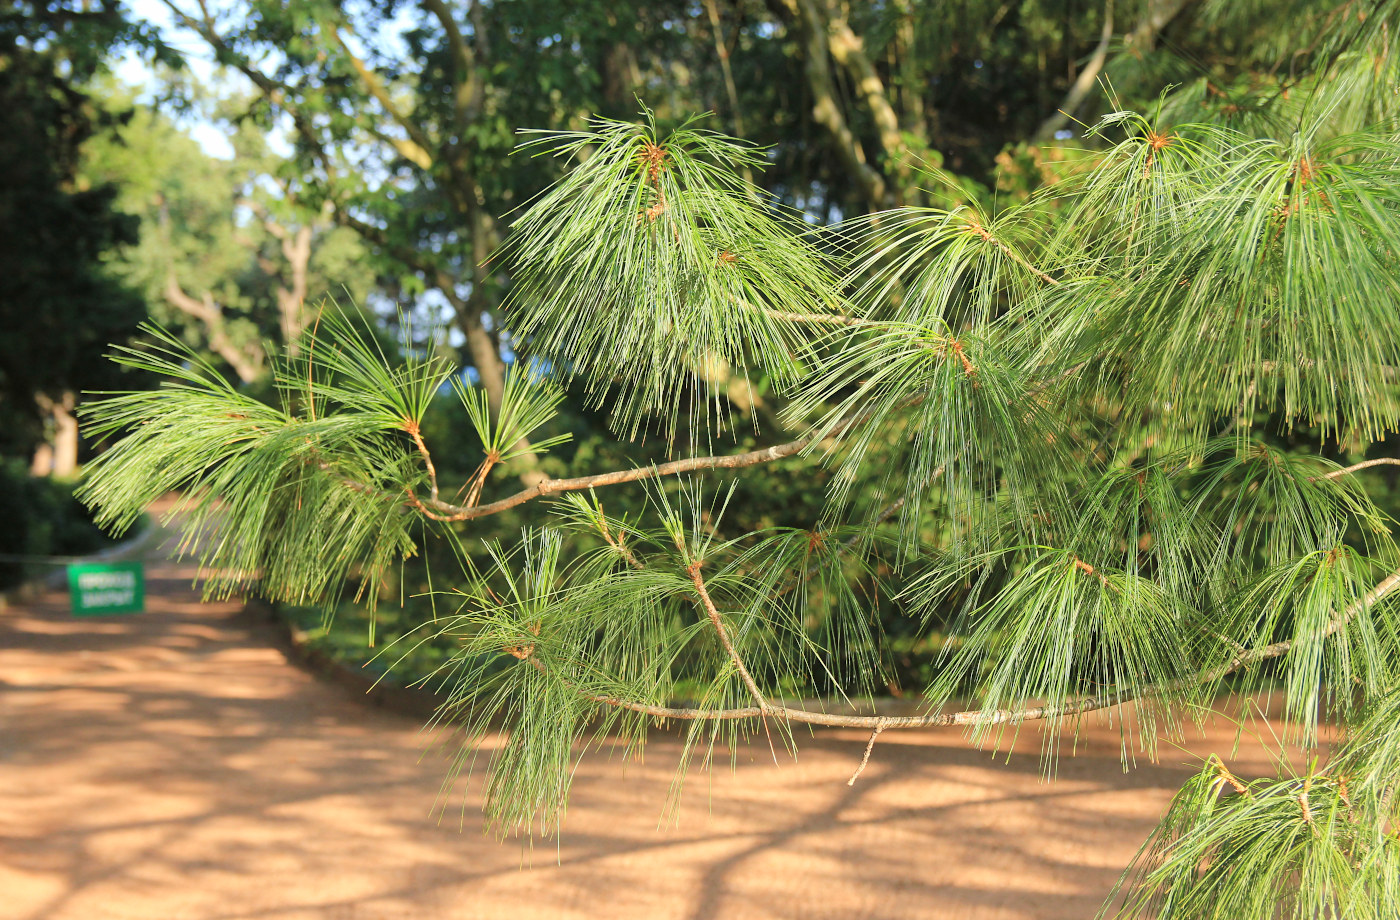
{"left": 114, "top": 0, "right": 234, "bottom": 157}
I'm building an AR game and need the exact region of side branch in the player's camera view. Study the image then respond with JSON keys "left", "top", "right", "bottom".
{"left": 760, "top": 308, "right": 871, "bottom": 327}
{"left": 555, "top": 565, "right": 1400, "bottom": 732}
{"left": 1323, "top": 458, "right": 1400, "bottom": 479}
{"left": 683, "top": 558, "right": 769, "bottom": 708}
{"left": 418, "top": 437, "right": 819, "bottom": 523}
{"left": 403, "top": 421, "right": 440, "bottom": 502}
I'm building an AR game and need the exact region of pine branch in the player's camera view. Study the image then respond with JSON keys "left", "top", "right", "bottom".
{"left": 681, "top": 554, "right": 769, "bottom": 708}
{"left": 514, "top": 563, "right": 1400, "bottom": 732}
{"left": 406, "top": 382, "right": 946, "bottom": 525}
{"left": 412, "top": 438, "right": 815, "bottom": 523}
{"left": 1323, "top": 458, "right": 1400, "bottom": 479}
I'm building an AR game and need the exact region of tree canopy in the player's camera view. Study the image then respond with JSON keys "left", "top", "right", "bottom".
{"left": 0, "top": 1, "right": 163, "bottom": 469}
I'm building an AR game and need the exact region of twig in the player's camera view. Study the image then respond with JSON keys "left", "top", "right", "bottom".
{"left": 682, "top": 554, "right": 769, "bottom": 709}
{"left": 460, "top": 450, "right": 499, "bottom": 508}
{"left": 410, "top": 396, "right": 891, "bottom": 523}
{"left": 411, "top": 439, "right": 815, "bottom": 522}
{"left": 848, "top": 720, "right": 887, "bottom": 785}
{"left": 965, "top": 217, "right": 1061, "bottom": 286}
{"left": 1322, "top": 458, "right": 1400, "bottom": 479}
{"left": 596, "top": 515, "right": 645, "bottom": 571}
{"left": 760, "top": 308, "right": 873, "bottom": 327}
{"left": 1214, "top": 757, "right": 1251, "bottom": 796}
{"left": 403, "top": 421, "right": 440, "bottom": 502}
{"left": 1034, "top": 0, "right": 1115, "bottom": 142}
{"left": 776, "top": 479, "right": 923, "bottom": 601}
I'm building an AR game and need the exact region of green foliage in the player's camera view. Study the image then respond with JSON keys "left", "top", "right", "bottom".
{"left": 77, "top": 6, "right": 1400, "bottom": 910}
{"left": 927, "top": 546, "right": 1193, "bottom": 760}
{"left": 417, "top": 487, "right": 890, "bottom": 835}
{"left": 0, "top": 458, "right": 122, "bottom": 589}
{"left": 833, "top": 202, "right": 1051, "bottom": 328}
{"left": 79, "top": 83, "right": 377, "bottom": 381}
{"left": 78, "top": 318, "right": 445, "bottom": 611}
{"left": 1053, "top": 121, "right": 1400, "bottom": 440}
{"left": 1212, "top": 548, "right": 1399, "bottom": 743}
{"left": 791, "top": 321, "right": 1066, "bottom": 548}
{"left": 1109, "top": 750, "right": 1400, "bottom": 920}
{"left": 455, "top": 369, "right": 571, "bottom": 464}
{"left": 506, "top": 112, "right": 835, "bottom": 438}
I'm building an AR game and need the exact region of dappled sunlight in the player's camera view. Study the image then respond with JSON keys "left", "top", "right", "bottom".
{"left": 1, "top": 536, "right": 1322, "bottom": 920}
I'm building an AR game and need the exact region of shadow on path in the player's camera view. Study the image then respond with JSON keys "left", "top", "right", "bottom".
{"left": 1, "top": 524, "right": 1308, "bottom": 920}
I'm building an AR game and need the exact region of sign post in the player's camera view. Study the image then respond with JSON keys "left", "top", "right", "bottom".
{"left": 67, "top": 562, "right": 145, "bottom": 616}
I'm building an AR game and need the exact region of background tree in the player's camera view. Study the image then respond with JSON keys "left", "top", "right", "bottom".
{"left": 0, "top": 0, "right": 178, "bottom": 587}
{"left": 82, "top": 83, "right": 375, "bottom": 384}
{"left": 0, "top": 0, "right": 167, "bottom": 474}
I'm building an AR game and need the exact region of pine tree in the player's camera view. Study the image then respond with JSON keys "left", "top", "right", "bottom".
{"left": 78, "top": 34, "right": 1400, "bottom": 920}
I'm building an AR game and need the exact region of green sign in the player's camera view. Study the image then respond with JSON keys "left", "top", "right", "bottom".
{"left": 68, "top": 562, "right": 145, "bottom": 616}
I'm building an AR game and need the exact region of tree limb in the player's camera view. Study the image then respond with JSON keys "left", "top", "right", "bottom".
{"left": 682, "top": 555, "right": 770, "bottom": 708}
{"left": 775, "top": 0, "right": 888, "bottom": 208}
{"left": 419, "top": 0, "right": 477, "bottom": 118}
{"left": 1323, "top": 458, "right": 1400, "bottom": 479}
{"left": 526, "top": 564, "right": 1400, "bottom": 732}
{"left": 332, "top": 27, "right": 435, "bottom": 169}
{"left": 1125, "top": 0, "right": 1193, "bottom": 54}
{"left": 820, "top": 0, "right": 912, "bottom": 202}
{"left": 413, "top": 436, "right": 818, "bottom": 523}
{"left": 1035, "top": 0, "right": 1115, "bottom": 142}
{"left": 162, "top": 272, "right": 264, "bottom": 383}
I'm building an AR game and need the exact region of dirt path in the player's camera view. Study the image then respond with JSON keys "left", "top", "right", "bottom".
{"left": 1, "top": 524, "right": 1304, "bottom": 920}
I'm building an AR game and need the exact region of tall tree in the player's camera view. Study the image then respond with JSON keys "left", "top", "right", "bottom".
{"left": 0, "top": 1, "right": 172, "bottom": 474}
{"left": 82, "top": 86, "right": 375, "bottom": 383}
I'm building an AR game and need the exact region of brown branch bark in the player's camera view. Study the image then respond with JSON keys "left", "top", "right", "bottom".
{"left": 258, "top": 214, "right": 315, "bottom": 356}
{"left": 30, "top": 391, "right": 78, "bottom": 478}
{"left": 760, "top": 308, "right": 871, "bottom": 327}
{"left": 703, "top": 0, "right": 756, "bottom": 190}
{"left": 1035, "top": 0, "right": 1115, "bottom": 142}
{"left": 776, "top": 0, "right": 888, "bottom": 208}
{"left": 1323, "top": 458, "right": 1400, "bottom": 479}
{"left": 279, "top": 223, "right": 312, "bottom": 352}
{"left": 162, "top": 273, "right": 265, "bottom": 383}
{"left": 847, "top": 721, "right": 886, "bottom": 785}
{"left": 683, "top": 557, "right": 770, "bottom": 708}
{"left": 414, "top": 436, "right": 817, "bottom": 523}
{"left": 420, "top": 0, "right": 480, "bottom": 119}
{"left": 525, "top": 565, "right": 1400, "bottom": 733}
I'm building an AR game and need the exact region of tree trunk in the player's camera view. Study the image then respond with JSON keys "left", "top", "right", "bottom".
{"left": 822, "top": 0, "right": 913, "bottom": 203}
{"left": 274, "top": 223, "right": 313, "bottom": 356}
{"left": 163, "top": 272, "right": 265, "bottom": 383}
{"left": 31, "top": 391, "right": 78, "bottom": 478}
{"left": 1035, "top": 0, "right": 1115, "bottom": 142}
{"left": 776, "top": 0, "right": 895, "bottom": 211}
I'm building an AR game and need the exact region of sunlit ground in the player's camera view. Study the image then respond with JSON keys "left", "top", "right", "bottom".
{"left": 1, "top": 524, "right": 1318, "bottom": 920}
